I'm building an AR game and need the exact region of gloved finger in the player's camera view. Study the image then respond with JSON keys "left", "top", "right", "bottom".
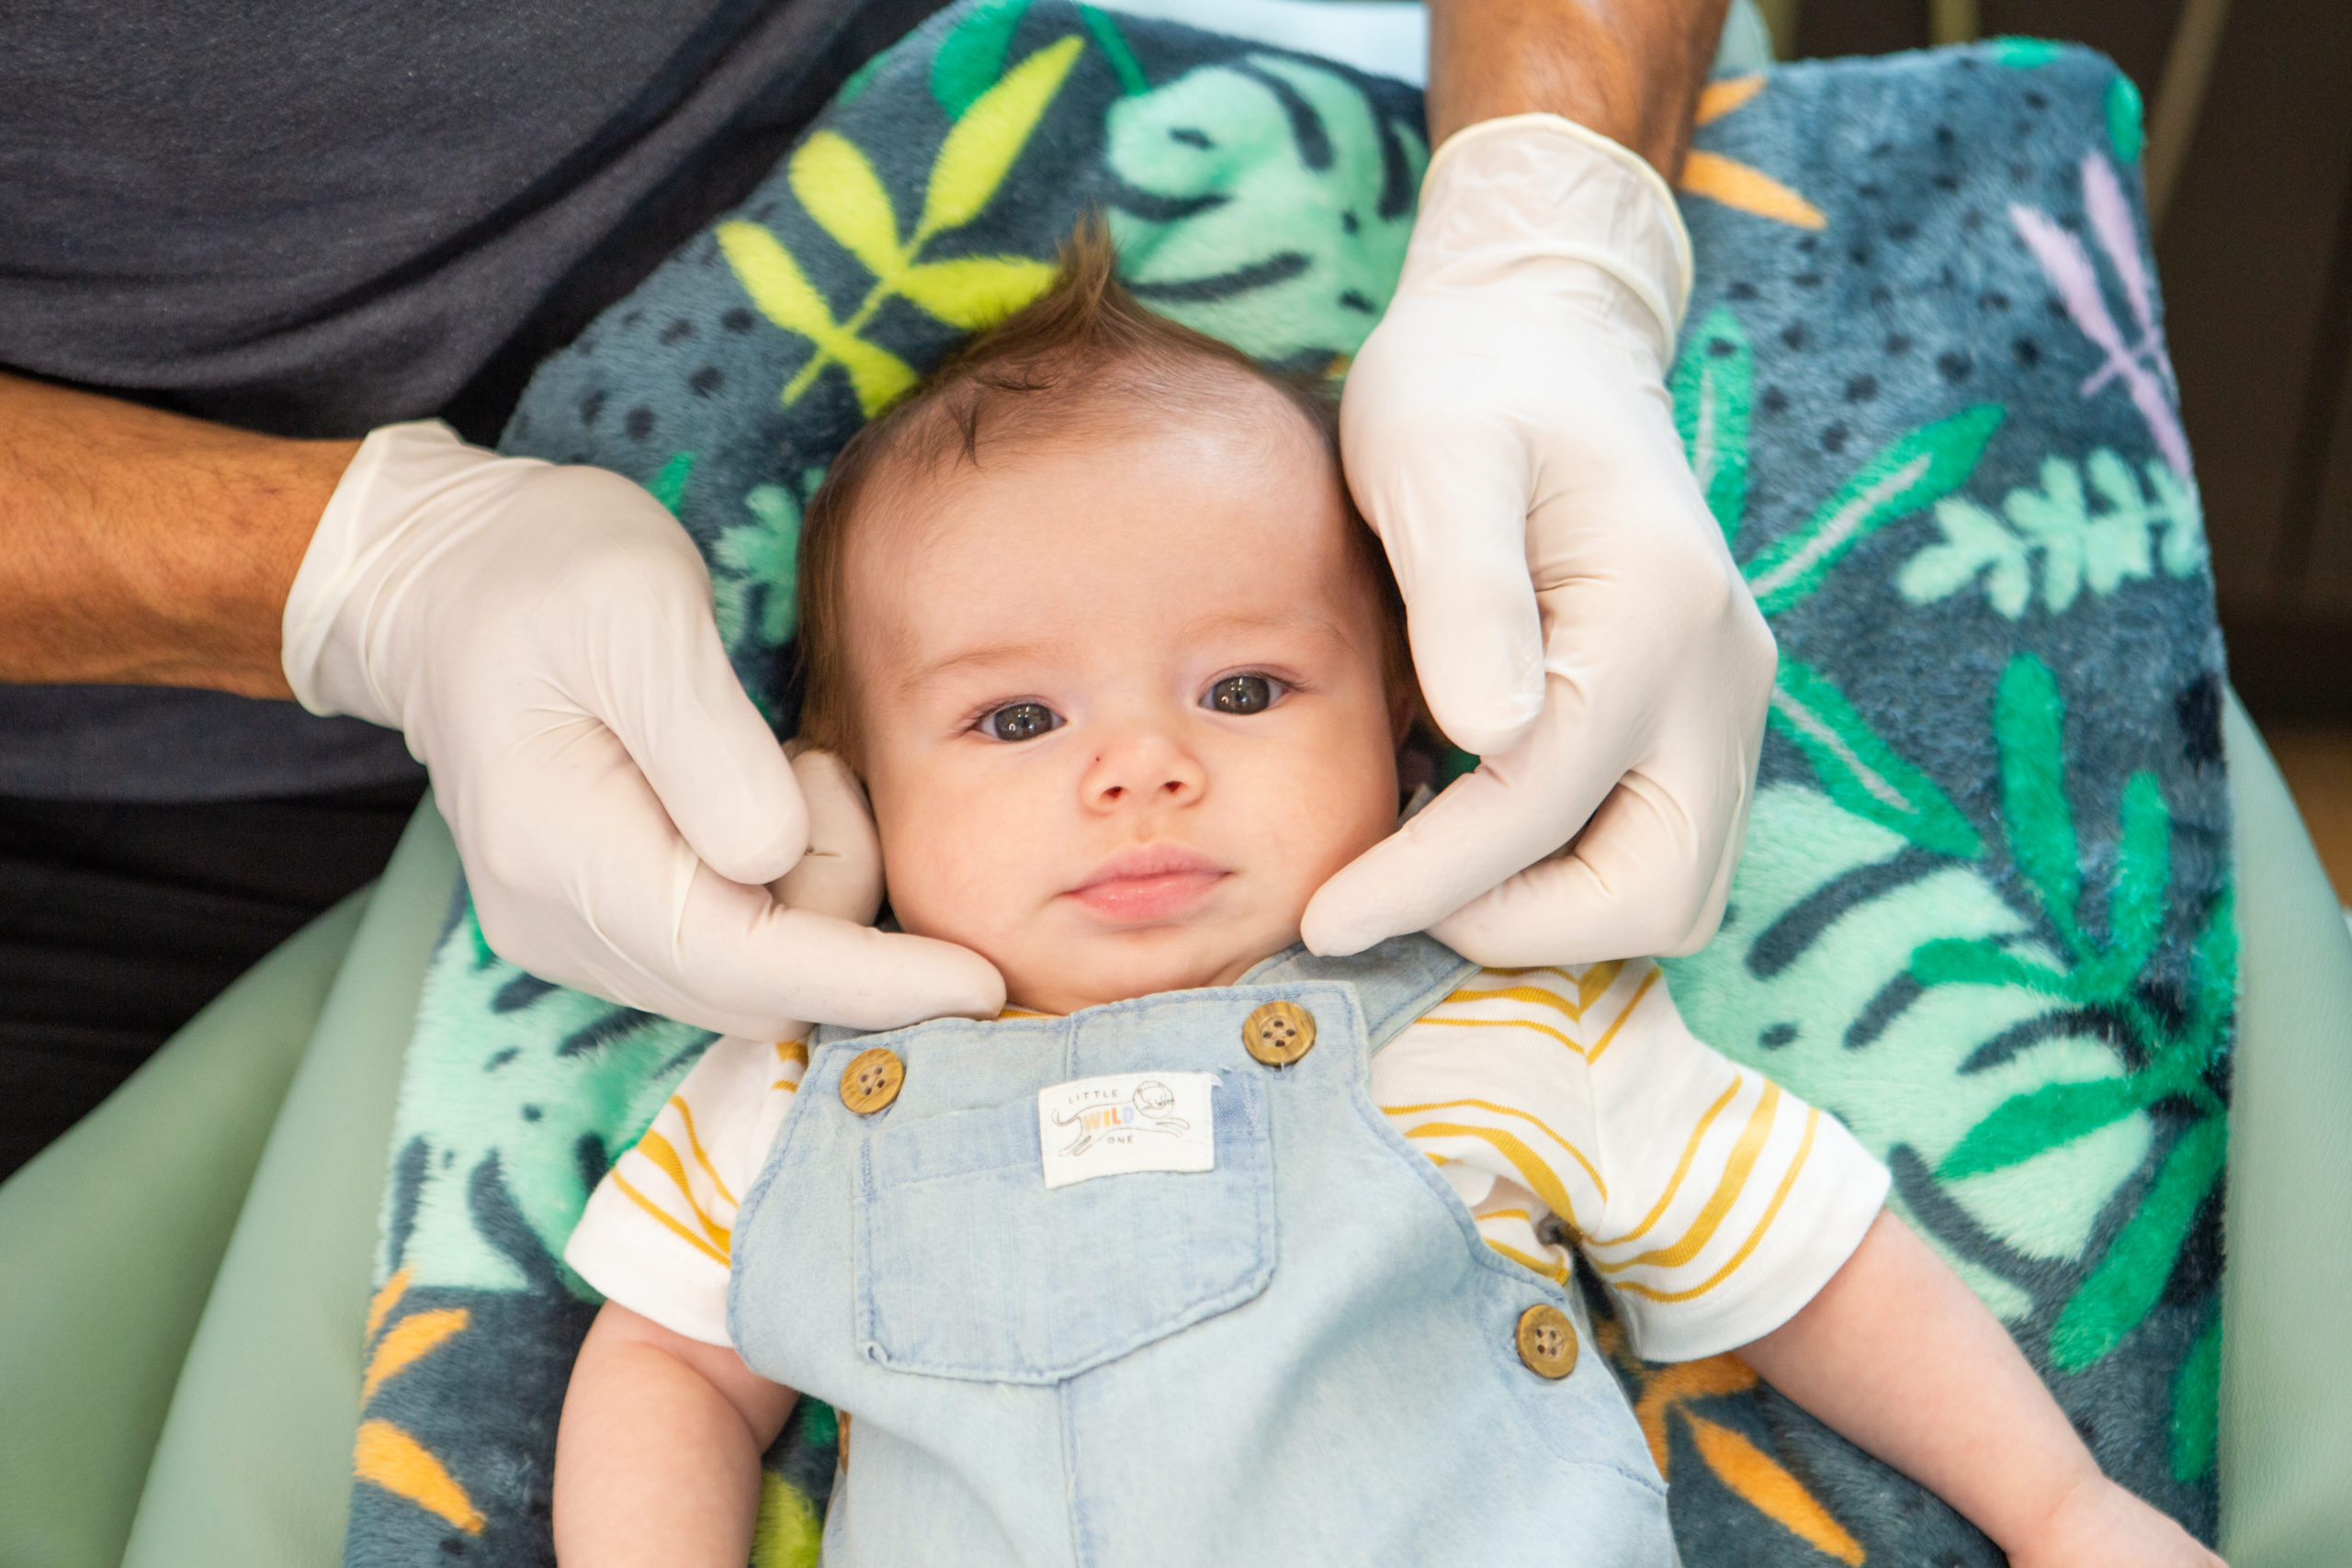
{"left": 773, "top": 748, "right": 884, "bottom": 926}
{"left": 675, "top": 865, "right": 1006, "bottom": 1035}
{"left": 1340, "top": 328, "right": 1545, "bottom": 756}
{"left": 1299, "top": 679, "right": 1624, "bottom": 955}
{"left": 466, "top": 719, "right": 997, "bottom": 1034}
{"left": 594, "top": 529, "right": 808, "bottom": 886}
{"left": 1428, "top": 761, "right": 1747, "bottom": 965}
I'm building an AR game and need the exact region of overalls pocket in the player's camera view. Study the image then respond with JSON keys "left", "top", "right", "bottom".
{"left": 854, "top": 1068, "right": 1274, "bottom": 1383}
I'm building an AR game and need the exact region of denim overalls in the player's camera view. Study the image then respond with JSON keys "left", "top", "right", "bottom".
{"left": 728, "top": 936, "right": 1679, "bottom": 1567}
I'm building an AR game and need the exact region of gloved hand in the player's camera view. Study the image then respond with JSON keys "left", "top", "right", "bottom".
{"left": 1307, "top": 114, "right": 1776, "bottom": 964}
{"left": 283, "top": 421, "right": 1004, "bottom": 1034}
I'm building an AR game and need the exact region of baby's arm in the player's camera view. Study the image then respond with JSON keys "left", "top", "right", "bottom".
{"left": 1740, "top": 1209, "right": 2222, "bottom": 1567}
{"left": 553, "top": 1301, "right": 797, "bottom": 1568}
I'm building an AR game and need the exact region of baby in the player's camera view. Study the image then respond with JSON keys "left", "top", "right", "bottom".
{"left": 552, "top": 224, "right": 2219, "bottom": 1568}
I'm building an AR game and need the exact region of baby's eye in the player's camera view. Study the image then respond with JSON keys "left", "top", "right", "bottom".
{"left": 1204, "top": 674, "right": 1282, "bottom": 715}
{"left": 980, "top": 701, "right": 1061, "bottom": 742}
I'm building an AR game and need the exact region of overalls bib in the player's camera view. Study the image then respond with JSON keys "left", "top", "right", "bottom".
{"left": 728, "top": 936, "right": 1679, "bottom": 1567}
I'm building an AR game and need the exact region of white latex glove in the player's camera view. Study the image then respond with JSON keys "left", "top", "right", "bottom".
{"left": 283, "top": 421, "right": 1004, "bottom": 1034}
{"left": 1307, "top": 114, "right": 1776, "bottom": 964}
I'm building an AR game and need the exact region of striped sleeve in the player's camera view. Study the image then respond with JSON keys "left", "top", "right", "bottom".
{"left": 562, "top": 1032, "right": 808, "bottom": 1347}
{"left": 1373, "top": 961, "right": 1888, "bottom": 1362}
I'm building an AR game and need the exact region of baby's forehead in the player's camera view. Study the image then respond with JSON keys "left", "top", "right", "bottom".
{"left": 888, "top": 355, "right": 1326, "bottom": 490}
{"left": 855, "top": 378, "right": 1343, "bottom": 567}
{"left": 848, "top": 426, "right": 1358, "bottom": 651}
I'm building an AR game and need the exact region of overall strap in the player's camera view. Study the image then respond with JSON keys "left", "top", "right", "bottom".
{"left": 1240, "top": 935, "right": 1478, "bottom": 1053}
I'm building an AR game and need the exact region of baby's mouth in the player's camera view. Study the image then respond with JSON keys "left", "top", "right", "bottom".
{"left": 1066, "top": 844, "right": 1229, "bottom": 923}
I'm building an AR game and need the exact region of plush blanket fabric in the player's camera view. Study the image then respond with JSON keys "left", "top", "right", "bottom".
{"left": 344, "top": 8, "right": 2231, "bottom": 1565}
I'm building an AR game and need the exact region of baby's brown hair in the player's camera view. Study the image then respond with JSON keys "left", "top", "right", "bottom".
{"left": 792, "top": 215, "right": 1413, "bottom": 768}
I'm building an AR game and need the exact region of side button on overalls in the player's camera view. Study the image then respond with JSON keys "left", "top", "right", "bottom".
{"left": 727, "top": 936, "right": 1679, "bottom": 1567}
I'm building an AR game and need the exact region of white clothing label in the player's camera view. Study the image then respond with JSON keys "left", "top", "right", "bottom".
{"left": 1037, "top": 1072, "right": 1216, "bottom": 1190}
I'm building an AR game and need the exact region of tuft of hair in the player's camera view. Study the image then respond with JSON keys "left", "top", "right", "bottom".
{"left": 794, "top": 213, "right": 1412, "bottom": 767}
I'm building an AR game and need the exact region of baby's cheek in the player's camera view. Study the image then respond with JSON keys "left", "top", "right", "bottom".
{"left": 877, "top": 786, "right": 1035, "bottom": 951}
{"left": 877, "top": 816, "right": 979, "bottom": 942}
{"left": 1237, "top": 739, "right": 1393, "bottom": 901}
{"left": 1299, "top": 733, "right": 1399, "bottom": 866}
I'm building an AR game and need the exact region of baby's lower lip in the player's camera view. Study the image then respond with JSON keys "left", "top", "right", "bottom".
{"left": 1068, "top": 871, "right": 1226, "bottom": 922}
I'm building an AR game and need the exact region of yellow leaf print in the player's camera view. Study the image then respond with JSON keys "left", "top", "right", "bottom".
{"left": 791, "top": 130, "right": 908, "bottom": 280}
{"left": 1682, "top": 151, "right": 1827, "bottom": 231}
{"left": 752, "top": 1470, "right": 825, "bottom": 1568}
{"left": 351, "top": 1268, "right": 487, "bottom": 1537}
{"left": 1687, "top": 1415, "right": 1867, "bottom": 1565}
{"left": 721, "top": 34, "right": 1082, "bottom": 414}
{"left": 719, "top": 219, "right": 850, "bottom": 341}
{"left": 718, "top": 220, "right": 919, "bottom": 413}
{"left": 831, "top": 334, "right": 922, "bottom": 413}
{"left": 896, "top": 255, "right": 1057, "bottom": 329}
{"left": 365, "top": 1266, "right": 415, "bottom": 1341}
{"left": 1679, "top": 74, "right": 1828, "bottom": 231}
{"left": 355, "top": 1419, "right": 487, "bottom": 1535}
{"left": 361, "top": 1306, "right": 470, "bottom": 1404}
{"left": 920, "top": 34, "right": 1084, "bottom": 236}
{"left": 1696, "top": 75, "right": 1768, "bottom": 122}
{"left": 1603, "top": 1321, "right": 1868, "bottom": 1562}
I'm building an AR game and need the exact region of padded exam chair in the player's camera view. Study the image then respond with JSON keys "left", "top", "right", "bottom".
{"left": 1, "top": 6, "right": 2345, "bottom": 1564}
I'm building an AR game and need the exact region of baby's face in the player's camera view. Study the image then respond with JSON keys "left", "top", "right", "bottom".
{"left": 844, "top": 389, "right": 1401, "bottom": 1015}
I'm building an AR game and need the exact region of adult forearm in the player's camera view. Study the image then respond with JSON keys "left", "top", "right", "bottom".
{"left": 1738, "top": 1210, "right": 2099, "bottom": 1553}
{"left": 1425, "top": 0, "right": 1730, "bottom": 173}
{"left": 0, "top": 370, "right": 355, "bottom": 696}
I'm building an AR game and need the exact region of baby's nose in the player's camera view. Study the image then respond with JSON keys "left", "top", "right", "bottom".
{"left": 1084, "top": 732, "right": 1204, "bottom": 808}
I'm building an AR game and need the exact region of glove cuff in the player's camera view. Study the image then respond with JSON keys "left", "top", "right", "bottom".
{"left": 282, "top": 419, "right": 537, "bottom": 724}
{"left": 1415, "top": 112, "right": 1695, "bottom": 362}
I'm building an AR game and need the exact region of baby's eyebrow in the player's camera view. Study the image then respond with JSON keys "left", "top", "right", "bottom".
{"left": 1177, "top": 607, "right": 1354, "bottom": 647}
{"left": 895, "top": 608, "right": 1354, "bottom": 693}
{"left": 897, "top": 639, "right": 1058, "bottom": 692}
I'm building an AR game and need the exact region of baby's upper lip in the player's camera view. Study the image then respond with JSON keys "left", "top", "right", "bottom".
{"left": 1069, "top": 843, "right": 1227, "bottom": 894}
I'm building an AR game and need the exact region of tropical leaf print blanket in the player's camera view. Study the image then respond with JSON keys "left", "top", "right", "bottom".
{"left": 344, "top": 9, "right": 2232, "bottom": 1566}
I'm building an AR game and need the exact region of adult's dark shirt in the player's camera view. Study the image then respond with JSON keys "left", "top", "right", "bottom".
{"left": 0, "top": 0, "right": 941, "bottom": 801}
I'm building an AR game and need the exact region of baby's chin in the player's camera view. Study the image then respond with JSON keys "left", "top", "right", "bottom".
{"left": 997, "top": 921, "right": 1300, "bottom": 1016}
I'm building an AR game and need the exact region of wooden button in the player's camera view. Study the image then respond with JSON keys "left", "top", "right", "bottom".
{"left": 1516, "top": 1303, "right": 1578, "bottom": 1379}
{"left": 839, "top": 1047, "right": 905, "bottom": 1114}
{"left": 1241, "top": 1000, "right": 1316, "bottom": 1066}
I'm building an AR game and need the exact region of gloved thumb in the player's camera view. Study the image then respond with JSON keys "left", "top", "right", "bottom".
{"left": 773, "top": 748, "right": 885, "bottom": 925}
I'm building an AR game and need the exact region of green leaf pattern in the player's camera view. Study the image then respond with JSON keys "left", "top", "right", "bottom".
{"left": 1743, "top": 404, "right": 2004, "bottom": 616}
{"left": 718, "top": 477, "right": 820, "bottom": 660}
{"left": 385, "top": 923, "right": 708, "bottom": 1295}
{"left": 1670, "top": 306, "right": 1754, "bottom": 546}
{"left": 1106, "top": 55, "right": 1426, "bottom": 366}
{"left": 930, "top": 0, "right": 1033, "bottom": 118}
{"left": 1898, "top": 449, "right": 2205, "bottom": 618}
{"left": 1663, "top": 785, "right": 2154, "bottom": 1324}
{"left": 1666, "top": 300, "right": 2233, "bottom": 1427}
{"left": 2051, "top": 1116, "right": 2225, "bottom": 1371}
{"left": 1768, "top": 659, "right": 1982, "bottom": 859}
{"left": 1995, "top": 655, "right": 2086, "bottom": 950}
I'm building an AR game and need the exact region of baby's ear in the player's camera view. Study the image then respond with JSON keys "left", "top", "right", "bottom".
{"left": 1394, "top": 710, "right": 1446, "bottom": 816}
{"left": 772, "top": 746, "right": 886, "bottom": 925}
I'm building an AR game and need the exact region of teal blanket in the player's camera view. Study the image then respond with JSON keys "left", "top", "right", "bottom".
{"left": 345, "top": 9, "right": 2230, "bottom": 1565}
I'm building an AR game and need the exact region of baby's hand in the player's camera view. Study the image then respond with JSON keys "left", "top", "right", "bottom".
{"left": 2007, "top": 1474, "right": 2223, "bottom": 1568}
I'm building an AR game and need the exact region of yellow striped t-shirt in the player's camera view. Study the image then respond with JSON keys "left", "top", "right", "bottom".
{"left": 564, "top": 960, "right": 1887, "bottom": 1362}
